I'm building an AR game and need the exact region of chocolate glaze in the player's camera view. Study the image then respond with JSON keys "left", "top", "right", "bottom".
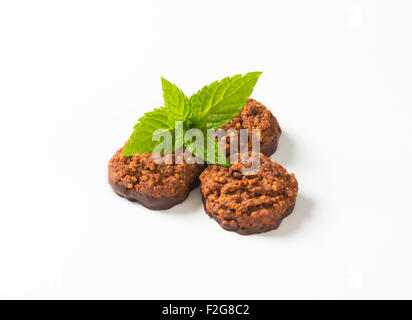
{"left": 110, "top": 178, "right": 200, "bottom": 210}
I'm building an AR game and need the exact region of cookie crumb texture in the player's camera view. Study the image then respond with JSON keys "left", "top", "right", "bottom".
{"left": 200, "top": 154, "right": 298, "bottom": 235}
{"left": 220, "top": 98, "right": 281, "bottom": 157}
{"left": 108, "top": 145, "right": 204, "bottom": 210}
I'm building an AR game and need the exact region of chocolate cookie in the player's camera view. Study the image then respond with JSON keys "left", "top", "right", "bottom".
{"left": 199, "top": 154, "right": 298, "bottom": 235}
{"left": 220, "top": 98, "right": 281, "bottom": 157}
{"left": 108, "top": 145, "right": 204, "bottom": 210}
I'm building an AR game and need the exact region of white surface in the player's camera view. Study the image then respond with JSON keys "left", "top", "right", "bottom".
{"left": 1, "top": 0, "right": 412, "bottom": 299}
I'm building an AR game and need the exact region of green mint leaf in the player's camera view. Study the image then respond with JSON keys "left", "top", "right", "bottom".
{"left": 184, "top": 129, "right": 230, "bottom": 166}
{"left": 133, "top": 107, "right": 172, "bottom": 129}
{"left": 173, "top": 120, "right": 186, "bottom": 152}
{"left": 122, "top": 107, "right": 174, "bottom": 156}
{"left": 189, "top": 71, "right": 262, "bottom": 129}
{"left": 161, "top": 77, "right": 192, "bottom": 121}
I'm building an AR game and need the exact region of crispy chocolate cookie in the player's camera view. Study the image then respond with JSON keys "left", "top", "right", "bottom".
{"left": 108, "top": 145, "right": 204, "bottom": 210}
{"left": 220, "top": 98, "right": 281, "bottom": 157}
{"left": 199, "top": 154, "right": 298, "bottom": 235}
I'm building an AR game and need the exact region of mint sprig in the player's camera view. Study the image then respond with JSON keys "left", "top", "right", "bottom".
{"left": 122, "top": 72, "right": 262, "bottom": 164}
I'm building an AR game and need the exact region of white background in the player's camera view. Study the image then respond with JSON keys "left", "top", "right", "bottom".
{"left": 1, "top": 0, "right": 412, "bottom": 299}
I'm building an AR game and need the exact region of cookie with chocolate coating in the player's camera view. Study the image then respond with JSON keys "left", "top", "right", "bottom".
{"left": 200, "top": 153, "right": 298, "bottom": 235}
{"left": 220, "top": 98, "right": 281, "bottom": 157}
{"left": 108, "top": 145, "right": 204, "bottom": 210}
